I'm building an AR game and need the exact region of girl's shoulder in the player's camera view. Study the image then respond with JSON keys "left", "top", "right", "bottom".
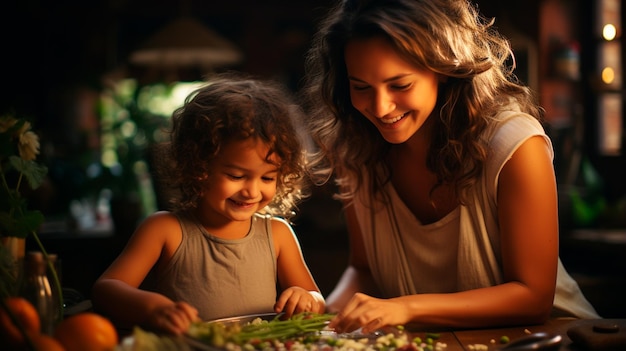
{"left": 126, "top": 211, "right": 183, "bottom": 255}
{"left": 143, "top": 210, "right": 180, "bottom": 223}
{"left": 134, "top": 211, "right": 182, "bottom": 233}
{"left": 254, "top": 213, "right": 295, "bottom": 239}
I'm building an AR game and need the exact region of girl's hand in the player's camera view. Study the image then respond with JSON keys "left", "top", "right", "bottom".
{"left": 148, "top": 301, "right": 200, "bottom": 335}
{"left": 274, "top": 287, "right": 325, "bottom": 318}
{"left": 328, "top": 293, "right": 407, "bottom": 334}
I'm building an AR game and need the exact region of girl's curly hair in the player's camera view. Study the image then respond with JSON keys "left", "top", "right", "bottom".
{"left": 301, "top": 0, "right": 544, "bottom": 203}
{"left": 156, "top": 72, "right": 309, "bottom": 219}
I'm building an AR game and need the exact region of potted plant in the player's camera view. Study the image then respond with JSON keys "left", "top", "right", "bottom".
{"left": 0, "top": 114, "right": 63, "bottom": 324}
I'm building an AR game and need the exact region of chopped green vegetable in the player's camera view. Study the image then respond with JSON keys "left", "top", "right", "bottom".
{"left": 500, "top": 335, "right": 510, "bottom": 344}
{"left": 188, "top": 314, "right": 449, "bottom": 351}
{"left": 189, "top": 312, "right": 334, "bottom": 346}
{"left": 123, "top": 326, "right": 192, "bottom": 351}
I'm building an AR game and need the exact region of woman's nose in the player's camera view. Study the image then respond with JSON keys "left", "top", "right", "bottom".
{"left": 370, "top": 90, "right": 396, "bottom": 118}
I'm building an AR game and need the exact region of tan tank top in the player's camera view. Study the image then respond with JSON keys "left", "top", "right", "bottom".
{"left": 154, "top": 211, "right": 277, "bottom": 321}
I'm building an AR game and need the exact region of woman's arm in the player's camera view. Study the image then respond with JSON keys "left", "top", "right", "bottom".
{"left": 329, "top": 135, "right": 559, "bottom": 333}
{"left": 325, "top": 201, "right": 380, "bottom": 313}
{"left": 91, "top": 212, "right": 198, "bottom": 334}
{"left": 495, "top": 134, "right": 559, "bottom": 320}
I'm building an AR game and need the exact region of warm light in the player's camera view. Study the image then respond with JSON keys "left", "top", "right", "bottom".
{"left": 120, "top": 120, "right": 137, "bottom": 138}
{"left": 603, "top": 24, "right": 617, "bottom": 40}
{"left": 101, "top": 149, "right": 118, "bottom": 168}
{"left": 129, "top": 17, "right": 243, "bottom": 68}
{"left": 602, "top": 67, "right": 616, "bottom": 84}
{"left": 139, "top": 81, "right": 204, "bottom": 116}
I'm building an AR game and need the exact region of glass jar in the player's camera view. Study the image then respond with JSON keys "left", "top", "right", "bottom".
{"left": 18, "top": 251, "right": 61, "bottom": 335}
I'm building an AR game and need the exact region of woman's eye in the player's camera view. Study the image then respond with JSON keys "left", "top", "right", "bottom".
{"left": 351, "top": 84, "right": 369, "bottom": 91}
{"left": 262, "top": 176, "right": 276, "bottom": 182}
{"left": 392, "top": 83, "right": 412, "bottom": 90}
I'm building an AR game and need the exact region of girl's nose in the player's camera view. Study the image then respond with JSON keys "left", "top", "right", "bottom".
{"left": 370, "top": 89, "right": 396, "bottom": 118}
{"left": 242, "top": 180, "right": 259, "bottom": 198}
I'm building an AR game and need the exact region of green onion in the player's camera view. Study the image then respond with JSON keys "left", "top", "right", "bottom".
{"left": 190, "top": 313, "right": 334, "bottom": 346}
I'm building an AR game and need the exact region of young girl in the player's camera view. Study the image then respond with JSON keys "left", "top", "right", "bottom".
{"left": 92, "top": 73, "right": 325, "bottom": 335}
{"left": 301, "top": 0, "right": 598, "bottom": 333}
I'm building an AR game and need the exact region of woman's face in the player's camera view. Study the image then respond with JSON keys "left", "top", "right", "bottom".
{"left": 345, "top": 36, "right": 440, "bottom": 144}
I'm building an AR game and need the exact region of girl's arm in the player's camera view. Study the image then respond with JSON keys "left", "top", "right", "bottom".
{"left": 329, "top": 135, "right": 559, "bottom": 333}
{"left": 272, "top": 218, "right": 326, "bottom": 315}
{"left": 91, "top": 211, "right": 198, "bottom": 334}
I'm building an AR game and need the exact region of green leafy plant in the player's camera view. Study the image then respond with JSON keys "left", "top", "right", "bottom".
{"left": 0, "top": 114, "right": 62, "bottom": 316}
{"left": 0, "top": 116, "right": 47, "bottom": 240}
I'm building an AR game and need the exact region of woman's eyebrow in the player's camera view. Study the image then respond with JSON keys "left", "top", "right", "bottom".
{"left": 347, "top": 73, "right": 414, "bottom": 83}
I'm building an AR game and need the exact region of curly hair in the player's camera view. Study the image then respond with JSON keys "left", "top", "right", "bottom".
{"left": 157, "top": 72, "right": 309, "bottom": 219}
{"left": 301, "top": 0, "right": 544, "bottom": 203}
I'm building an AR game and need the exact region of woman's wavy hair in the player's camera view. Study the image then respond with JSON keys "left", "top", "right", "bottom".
{"left": 157, "top": 72, "right": 309, "bottom": 219}
{"left": 301, "top": 0, "right": 544, "bottom": 203}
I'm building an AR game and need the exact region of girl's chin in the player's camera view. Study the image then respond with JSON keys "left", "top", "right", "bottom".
{"left": 226, "top": 204, "right": 260, "bottom": 218}
{"left": 224, "top": 212, "right": 256, "bottom": 222}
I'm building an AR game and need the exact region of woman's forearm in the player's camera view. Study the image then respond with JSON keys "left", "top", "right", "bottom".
{"left": 325, "top": 265, "right": 379, "bottom": 313}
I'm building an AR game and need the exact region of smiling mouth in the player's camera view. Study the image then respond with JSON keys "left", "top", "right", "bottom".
{"left": 230, "top": 199, "right": 256, "bottom": 207}
{"left": 380, "top": 112, "right": 407, "bottom": 124}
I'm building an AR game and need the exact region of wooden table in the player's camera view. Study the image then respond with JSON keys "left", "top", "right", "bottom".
{"left": 401, "top": 318, "right": 626, "bottom": 350}
{"left": 129, "top": 317, "right": 626, "bottom": 350}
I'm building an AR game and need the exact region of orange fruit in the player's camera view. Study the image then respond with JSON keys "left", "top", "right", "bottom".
{"left": 0, "top": 296, "right": 41, "bottom": 348}
{"left": 54, "top": 312, "right": 118, "bottom": 351}
{"left": 28, "top": 332, "right": 66, "bottom": 351}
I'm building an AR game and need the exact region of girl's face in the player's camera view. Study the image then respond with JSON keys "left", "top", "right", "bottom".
{"left": 344, "top": 36, "right": 440, "bottom": 144}
{"left": 199, "top": 138, "right": 279, "bottom": 224}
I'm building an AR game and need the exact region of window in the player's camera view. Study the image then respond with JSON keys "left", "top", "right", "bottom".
{"left": 98, "top": 79, "right": 204, "bottom": 215}
{"left": 594, "top": 0, "right": 623, "bottom": 155}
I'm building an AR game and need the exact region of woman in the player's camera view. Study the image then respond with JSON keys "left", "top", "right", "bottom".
{"left": 301, "top": 0, "right": 598, "bottom": 333}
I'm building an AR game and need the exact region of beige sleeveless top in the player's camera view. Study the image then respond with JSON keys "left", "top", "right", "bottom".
{"left": 154, "top": 211, "right": 277, "bottom": 321}
{"left": 351, "top": 106, "right": 600, "bottom": 319}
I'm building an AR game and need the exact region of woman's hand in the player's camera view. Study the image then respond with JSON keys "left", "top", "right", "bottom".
{"left": 274, "top": 287, "right": 326, "bottom": 318}
{"left": 328, "top": 293, "right": 408, "bottom": 334}
{"left": 148, "top": 301, "right": 200, "bottom": 335}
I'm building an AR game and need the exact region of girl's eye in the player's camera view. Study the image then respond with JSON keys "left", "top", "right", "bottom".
{"left": 262, "top": 176, "right": 276, "bottom": 182}
{"left": 227, "top": 174, "right": 244, "bottom": 180}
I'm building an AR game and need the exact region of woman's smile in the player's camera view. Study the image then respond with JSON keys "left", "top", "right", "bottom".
{"left": 379, "top": 112, "right": 408, "bottom": 124}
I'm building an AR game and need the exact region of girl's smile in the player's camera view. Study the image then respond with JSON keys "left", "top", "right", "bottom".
{"left": 227, "top": 198, "right": 258, "bottom": 210}
{"left": 198, "top": 137, "right": 279, "bottom": 233}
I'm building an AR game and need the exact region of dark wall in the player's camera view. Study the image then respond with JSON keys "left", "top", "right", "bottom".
{"left": 1, "top": 0, "right": 536, "bottom": 118}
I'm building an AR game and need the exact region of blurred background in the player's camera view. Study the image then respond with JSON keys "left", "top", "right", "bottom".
{"left": 1, "top": 0, "right": 624, "bottom": 317}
